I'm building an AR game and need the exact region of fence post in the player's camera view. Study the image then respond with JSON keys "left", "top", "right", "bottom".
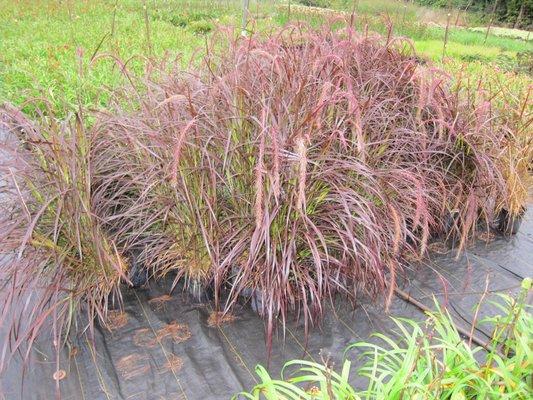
{"left": 442, "top": 13, "right": 451, "bottom": 62}
{"left": 242, "top": 0, "right": 250, "bottom": 36}
{"left": 484, "top": 0, "right": 500, "bottom": 44}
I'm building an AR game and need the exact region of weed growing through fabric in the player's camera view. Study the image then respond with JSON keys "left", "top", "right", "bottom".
{"left": 235, "top": 279, "right": 533, "bottom": 399}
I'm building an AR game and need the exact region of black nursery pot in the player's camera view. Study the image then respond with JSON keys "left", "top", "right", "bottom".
{"left": 238, "top": 287, "right": 264, "bottom": 313}
{"left": 496, "top": 207, "right": 525, "bottom": 236}
{"left": 187, "top": 279, "right": 213, "bottom": 302}
{"left": 128, "top": 249, "right": 149, "bottom": 288}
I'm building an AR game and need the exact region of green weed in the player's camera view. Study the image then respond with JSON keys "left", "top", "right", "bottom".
{"left": 236, "top": 279, "right": 533, "bottom": 399}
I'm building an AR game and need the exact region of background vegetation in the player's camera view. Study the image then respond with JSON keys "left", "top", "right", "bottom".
{"left": 0, "top": 0, "right": 531, "bottom": 115}
{"left": 415, "top": 0, "right": 533, "bottom": 29}
{"left": 0, "top": 0, "right": 531, "bottom": 390}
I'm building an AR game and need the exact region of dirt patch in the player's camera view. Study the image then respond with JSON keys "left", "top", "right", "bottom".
{"left": 477, "top": 230, "right": 496, "bottom": 243}
{"left": 116, "top": 354, "right": 150, "bottom": 381}
{"left": 133, "top": 328, "right": 156, "bottom": 348}
{"left": 159, "top": 353, "right": 184, "bottom": 374}
{"left": 207, "top": 311, "right": 236, "bottom": 327}
{"left": 428, "top": 241, "right": 449, "bottom": 254}
{"left": 133, "top": 322, "right": 191, "bottom": 348}
{"left": 148, "top": 294, "right": 173, "bottom": 311}
{"left": 106, "top": 310, "right": 129, "bottom": 331}
{"left": 155, "top": 322, "right": 191, "bottom": 344}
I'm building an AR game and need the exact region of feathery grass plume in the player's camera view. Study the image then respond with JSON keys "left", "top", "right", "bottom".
{"left": 0, "top": 104, "right": 128, "bottom": 372}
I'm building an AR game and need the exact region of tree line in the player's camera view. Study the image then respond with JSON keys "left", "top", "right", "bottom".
{"left": 415, "top": 0, "right": 532, "bottom": 29}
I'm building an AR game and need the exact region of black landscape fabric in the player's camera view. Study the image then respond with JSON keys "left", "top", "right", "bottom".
{"left": 1, "top": 125, "right": 531, "bottom": 399}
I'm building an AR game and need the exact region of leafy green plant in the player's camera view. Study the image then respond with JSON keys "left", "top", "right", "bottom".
{"left": 167, "top": 11, "right": 215, "bottom": 28}
{"left": 236, "top": 279, "right": 533, "bottom": 399}
{"left": 298, "top": 0, "right": 332, "bottom": 9}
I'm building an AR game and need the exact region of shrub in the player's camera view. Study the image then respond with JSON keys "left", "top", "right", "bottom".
{"left": 188, "top": 19, "right": 213, "bottom": 34}
{"left": 297, "top": 0, "right": 332, "bottom": 9}
{"left": 516, "top": 50, "right": 533, "bottom": 75}
{"left": 167, "top": 11, "right": 214, "bottom": 28}
{"left": 235, "top": 280, "right": 533, "bottom": 399}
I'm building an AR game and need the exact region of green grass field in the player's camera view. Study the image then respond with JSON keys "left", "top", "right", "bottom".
{"left": 0, "top": 0, "right": 531, "bottom": 114}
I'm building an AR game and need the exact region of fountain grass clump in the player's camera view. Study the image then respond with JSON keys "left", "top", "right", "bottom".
{"left": 0, "top": 24, "right": 529, "bottom": 366}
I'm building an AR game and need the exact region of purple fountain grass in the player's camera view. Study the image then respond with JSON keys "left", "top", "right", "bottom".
{"left": 0, "top": 105, "right": 128, "bottom": 372}
{"left": 91, "top": 72, "right": 225, "bottom": 286}
{"left": 92, "top": 24, "right": 512, "bottom": 347}
{"left": 0, "top": 23, "right": 524, "bottom": 366}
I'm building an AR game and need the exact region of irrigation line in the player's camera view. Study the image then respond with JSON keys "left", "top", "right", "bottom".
{"left": 72, "top": 351, "right": 87, "bottom": 400}
{"left": 394, "top": 287, "right": 495, "bottom": 353}
{"left": 281, "top": 320, "right": 318, "bottom": 364}
{"left": 395, "top": 276, "right": 495, "bottom": 340}
{"left": 133, "top": 291, "right": 189, "bottom": 400}
{"left": 468, "top": 253, "right": 526, "bottom": 281}
{"left": 205, "top": 303, "right": 258, "bottom": 383}
{"left": 412, "top": 284, "right": 522, "bottom": 300}
{"left": 336, "top": 314, "right": 366, "bottom": 344}
{"left": 214, "top": 318, "right": 258, "bottom": 383}
{"left": 85, "top": 337, "right": 113, "bottom": 400}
